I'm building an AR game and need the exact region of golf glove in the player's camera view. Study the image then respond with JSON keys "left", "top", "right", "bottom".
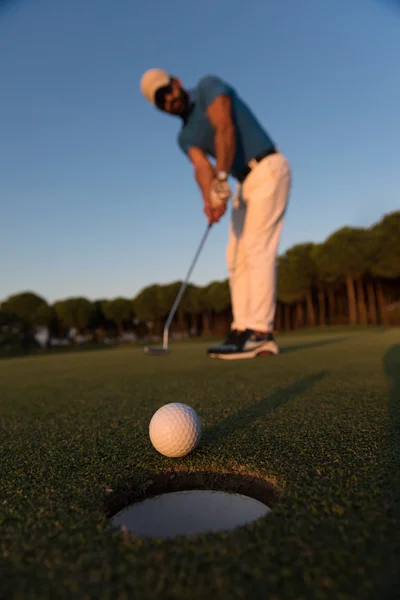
{"left": 209, "top": 173, "right": 232, "bottom": 208}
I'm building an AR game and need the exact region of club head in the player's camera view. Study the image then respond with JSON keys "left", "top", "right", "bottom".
{"left": 144, "top": 346, "right": 169, "bottom": 356}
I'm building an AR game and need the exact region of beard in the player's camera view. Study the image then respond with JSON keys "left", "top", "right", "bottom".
{"left": 169, "top": 88, "right": 190, "bottom": 118}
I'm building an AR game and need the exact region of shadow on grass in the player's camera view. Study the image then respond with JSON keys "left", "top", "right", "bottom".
{"left": 204, "top": 370, "right": 328, "bottom": 444}
{"left": 383, "top": 344, "right": 400, "bottom": 508}
{"left": 279, "top": 336, "right": 350, "bottom": 354}
{"left": 370, "top": 344, "right": 400, "bottom": 596}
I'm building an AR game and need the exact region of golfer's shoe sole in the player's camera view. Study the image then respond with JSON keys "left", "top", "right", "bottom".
{"left": 209, "top": 340, "right": 279, "bottom": 360}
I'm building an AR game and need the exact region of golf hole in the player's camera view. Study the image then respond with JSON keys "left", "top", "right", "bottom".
{"left": 107, "top": 471, "right": 279, "bottom": 539}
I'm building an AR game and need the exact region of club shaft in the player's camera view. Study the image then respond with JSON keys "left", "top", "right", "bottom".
{"left": 163, "top": 224, "right": 212, "bottom": 349}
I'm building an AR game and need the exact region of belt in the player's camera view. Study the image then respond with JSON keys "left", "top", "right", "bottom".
{"left": 237, "top": 147, "right": 277, "bottom": 183}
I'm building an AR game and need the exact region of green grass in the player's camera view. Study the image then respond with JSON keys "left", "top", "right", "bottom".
{"left": 0, "top": 328, "right": 399, "bottom": 599}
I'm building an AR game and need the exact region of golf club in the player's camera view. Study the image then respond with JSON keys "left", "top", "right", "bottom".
{"left": 144, "top": 223, "right": 212, "bottom": 355}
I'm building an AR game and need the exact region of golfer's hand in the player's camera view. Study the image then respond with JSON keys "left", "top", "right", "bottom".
{"left": 209, "top": 178, "right": 232, "bottom": 205}
{"left": 204, "top": 200, "right": 227, "bottom": 224}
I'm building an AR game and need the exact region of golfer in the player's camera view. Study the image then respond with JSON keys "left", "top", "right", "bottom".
{"left": 140, "top": 69, "right": 291, "bottom": 360}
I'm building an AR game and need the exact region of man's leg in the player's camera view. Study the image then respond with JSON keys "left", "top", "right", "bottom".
{"left": 243, "top": 152, "right": 291, "bottom": 333}
{"left": 209, "top": 152, "right": 291, "bottom": 360}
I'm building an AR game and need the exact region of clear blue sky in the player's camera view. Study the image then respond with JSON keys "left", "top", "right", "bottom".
{"left": 1, "top": 0, "right": 399, "bottom": 304}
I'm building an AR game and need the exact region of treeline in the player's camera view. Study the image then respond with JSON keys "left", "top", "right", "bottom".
{"left": 1, "top": 211, "right": 399, "bottom": 353}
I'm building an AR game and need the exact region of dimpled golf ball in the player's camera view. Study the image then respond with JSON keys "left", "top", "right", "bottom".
{"left": 149, "top": 403, "right": 202, "bottom": 458}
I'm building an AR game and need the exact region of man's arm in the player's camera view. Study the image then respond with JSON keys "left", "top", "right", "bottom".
{"left": 187, "top": 146, "right": 227, "bottom": 224}
{"left": 187, "top": 146, "right": 215, "bottom": 204}
{"left": 206, "top": 94, "right": 236, "bottom": 174}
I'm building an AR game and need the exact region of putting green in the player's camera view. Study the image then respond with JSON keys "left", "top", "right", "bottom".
{"left": 0, "top": 328, "right": 399, "bottom": 599}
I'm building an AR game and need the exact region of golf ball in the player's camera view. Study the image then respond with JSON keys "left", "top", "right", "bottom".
{"left": 149, "top": 403, "right": 202, "bottom": 458}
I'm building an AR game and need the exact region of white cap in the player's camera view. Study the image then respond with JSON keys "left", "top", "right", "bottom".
{"left": 140, "top": 68, "right": 170, "bottom": 105}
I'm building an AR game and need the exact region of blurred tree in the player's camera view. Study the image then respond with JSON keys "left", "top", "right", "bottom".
{"left": 205, "top": 280, "right": 231, "bottom": 312}
{"left": 0, "top": 310, "right": 19, "bottom": 353}
{"left": 370, "top": 211, "right": 400, "bottom": 325}
{"left": 312, "top": 243, "right": 340, "bottom": 325}
{"left": 1, "top": 291, "right": 47, "bottom": 325}
{"left": 0, "top": 292, "right": 47, "bottom": 351}
{"left": 205, "top": 280, "right": 231, "bottom": 334}
{"left": 313, "top": 227, "right": 371, "bottom": 325}
{"left": 161, "top": 281, "right": 187, "bottom": 333}
{"left": 133, "top": 285, "right": 160, "bottom": 321}
{"left": 182, "top": 284, "right": 202, "bottom": 334}
{"left": 0, "top": 310, "right": 16, "bottom": 328}
{"left": 53, "top": 297, "right": 93, "bottom": 335}
{"left": 371, "top": 211, "right": 400, "bottom": 278}
{"left": 102, "top": 297, "right": 133, "bottom": 336}
{"left": 311, "top": 244, "right": 328, "bottom": 326}
{"left": 33, "top": 303, "right": 60, "bottom": 344}
{"left": 87, "top": 300, "right": 109, "bottom": 342}
{"left": 278, "top": 244, "right": 317, "bottom": 327}
{"left": 277, "top": 255, "right": 298, "bottom": 330}
{"left": 195, "top": 282, "right": 216, "bottom": 336}
{"left": 132, "top": 284, "right": 165, "bottom": 334}
{"left": 0, "top": 310, "right": 39, "bottom": 353}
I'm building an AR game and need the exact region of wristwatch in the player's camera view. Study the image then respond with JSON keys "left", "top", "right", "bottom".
{"left": 215, "top": 170, "right": 228, "bottom": 181}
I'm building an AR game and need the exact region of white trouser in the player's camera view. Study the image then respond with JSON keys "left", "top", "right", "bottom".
{"left": 226, "top": 151, "right": 291, "bottom": 333}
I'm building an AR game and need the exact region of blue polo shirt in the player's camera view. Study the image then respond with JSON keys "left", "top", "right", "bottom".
{"left": 177, "top": 75, "right": 275, "bottom": 181}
